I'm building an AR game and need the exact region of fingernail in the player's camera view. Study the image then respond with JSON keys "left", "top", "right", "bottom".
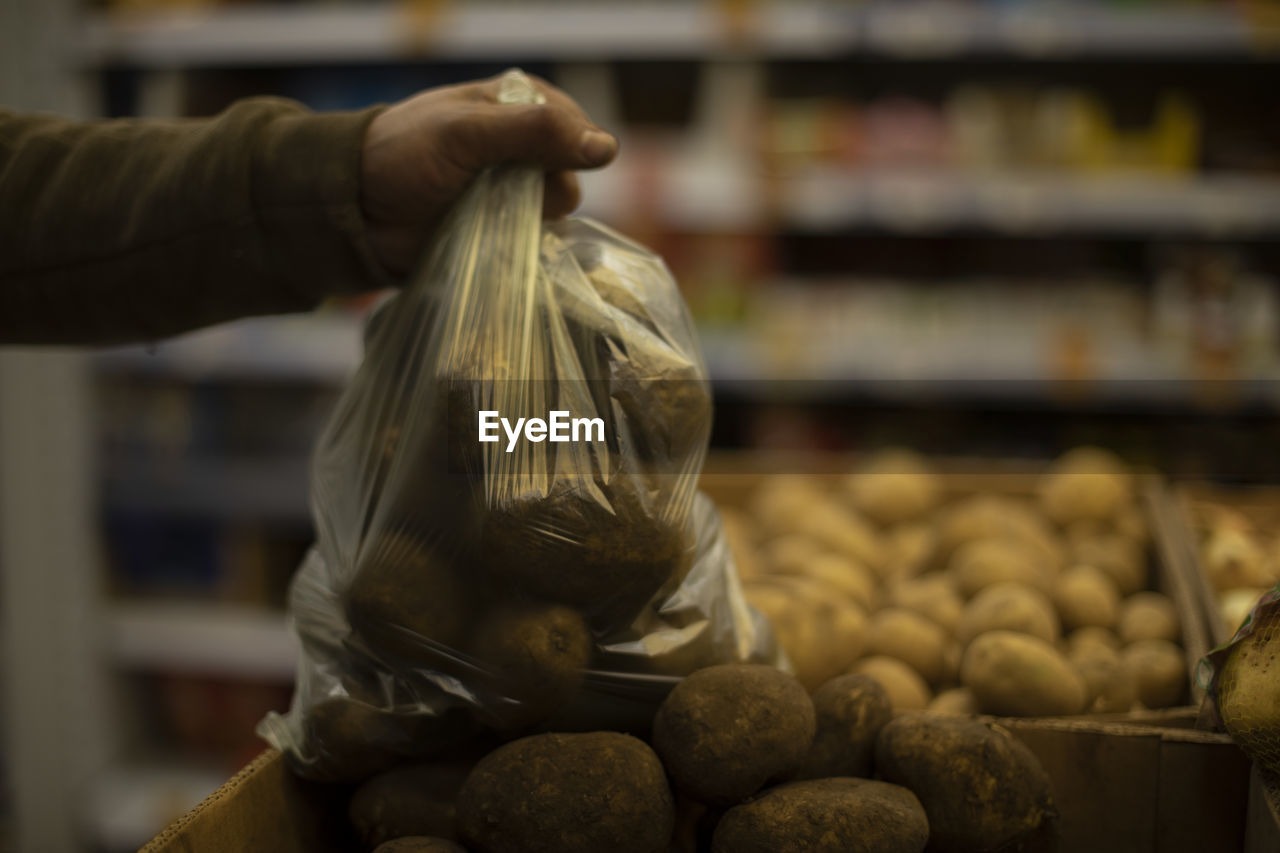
{"left": 580, "top": 129, "right": 618, "bottom": 164}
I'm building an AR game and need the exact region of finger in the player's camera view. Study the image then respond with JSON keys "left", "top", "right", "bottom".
{"left": 475, "top": 72, "right": 580, "bottom": 115}
{"left": 447, "top": 101, "right": 618, "bottom": 173}
{"left": 543, "top": 170, "right": 581, "bottom": 220}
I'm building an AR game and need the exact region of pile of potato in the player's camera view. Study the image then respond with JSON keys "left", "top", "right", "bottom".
{"left": 725, "top": 447, "right": 1189, "bottom": 716}
{"left": 1193, "top": 500, "right": 1280, "bottom": 637}
{"left": 343, "top": 663, "right": 1058, "bottom": 853}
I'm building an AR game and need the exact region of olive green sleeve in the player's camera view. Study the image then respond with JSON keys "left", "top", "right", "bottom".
{"left": 0, "top": 98, "right": 392, "bottom": 345}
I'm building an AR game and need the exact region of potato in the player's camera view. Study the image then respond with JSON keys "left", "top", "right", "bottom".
{"left": 747, "top": 578, "right": 862, "bottom": 688}
{"left": 350, "top": 762, "right": 470, "bottom": 849}
{"left": 652, "top": 664, "right": 816, "bottom": 805}
{"left": 961, "top": 631, "right": 1088, "bottom": 716}
{"left": 711, "top": 778, "right": 928, "bottom": 853}
{"left": 956, "top": 582, "right": 1059, "bottom": 646}
{"left": 938, "top": 494, "right": 1062, "bottom": 567}
{"left": 796, "top": 500, "right": 887, "bottom": 577}
{"left": 825, "top": 602, "right": 871, "bottom": 677}
{"left": 346, "top": 533, "right": 474, "bottom": 663}
{"left": 1067, "top": 642, "right": 1137, "bottom": 713}
{"left": 750, "top": 475, "right": 826, "bottom": 535}
{"left": 1070, "top": 532, "right": 1146, "bottom": 596}
{"left": 300, "top": 698, "right": 450, "bottom": 783}
{"left": 1052, "top": 565, "right": 1120, "bottom": 632}
{"left": 719, "top": 508, "right": 764, "bottom": 581}
{"left": 745, "top": 584, "right": 824, "bottom": 689}
{"left": 928, "top": 687, "right": 979, "bottom": 716}
{"left": 468, "top": 599, "right": 592, "bottom": 726}
{"left": 1121, "top": 639, "right": 1186, "bottom": 709}
{"left": 1065, "top": 626, "right": 1121, "bottom": 654}
{"left": 887, "top": 575, "right": 962, "bottom": 635}
{"left": 876, "top": 713, "right": 1057, "bottom": 853}
{"left": 797, "top": 674, "right": 893, "bottom": 779}
{"left": 763, "top": 535, "right": 824, "bottom": 576}
{"left": 480, "top": 487, "right": 690, "bottom": 625}
{"left": 456, "top": 732, "right": 673, "bottom": 853}
{"left": 845, "top": 449, "right": 940, "bottom": 525}
{"left": 1203, "top": 527, "right": 1275, "bottom": 593}
{"left": 884, "top": 521, "right": 940, "bottom": 579}
{"left": 867, "top": 608, "right": 949, "bottom": 684}
{"left": 1214, "top": 609, "right": 1280, "bottom": 773}
{"left": 949, "top": 538, "right": 1053, "bottom": 599}
{"left": 372, "top": 839, "right": 466, "bottom": 853}
{"left": 800, "top": 553, "right": 879, "bottom": 612}
{"left": 1038, "top": 447, "right": 1133, "bottom": 526}
{"left": 782, "top": 581, "right": 869, "bottom": 680}
{"left": 851, "top": 656, "right": 932, "bottom": 711}
{"left": 941, "top": 641, "right": 964, "bottom": 685}
{"left": 1117, "top": 592, "right": 1180, "bottom": 644}
{"left": 1220, "top": 588, "right": 1267, "bottom": 636}
{"left": 1114, "top": 506, "right": 1149, "bottom": 545}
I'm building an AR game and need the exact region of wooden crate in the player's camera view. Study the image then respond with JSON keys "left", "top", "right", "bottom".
{"left": 145, "top": 720, "right": 1253, "bottom": 853}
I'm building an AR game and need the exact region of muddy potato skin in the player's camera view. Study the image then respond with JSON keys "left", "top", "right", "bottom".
{"left": 653, "top": 664, "right": 816, "bottom": 805}
{"left": 301, "top": 698, "right": 409, "bottom": 783}
{"left": 711, "top": 778, "right": 929, "bottom": 853}
{"left": 876, "top": 713, "right": 1057, "bottom": 853}
{"left": 345, "top": 533, "right": 473, "bottom": 663}
{"left": 371, "top": 838, "right": 467, "bottom": 853}
{"left": 798, "top": 674, "right": 893, "bottom": 779}
{"left": 468, "top": 598, "right": 591, "bottom": 726}
{"left": 349, "top": 762, "right": 470, "bottom": 849}
{"left": 961, "top": 631, "right": 1087, "bottom": 717}
{"left": 456, "top": 732, "right": 674, "bottom": 853}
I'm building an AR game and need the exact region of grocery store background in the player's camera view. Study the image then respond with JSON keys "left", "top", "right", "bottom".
{"left": 1, "top": 0, "right": 1278, "bottom": 850}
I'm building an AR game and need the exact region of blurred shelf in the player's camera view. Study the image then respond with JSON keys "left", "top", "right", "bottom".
{"left": 87, "top": 759, "right": 228, "bottom": 852}
{"left": 105, "top": 454, "right": 313, "bottom": 521}
{"left": 775, "top": 171, "right": 1280, "bottom": 237}
{"left": 95, "top": 312, "right": 364, "bottom": 382}
{"left": 108, "top": 600, "right": 297, "bottom": 680}
{"left": 700, "top": 329, "right": 1280, "bottom": 410}
{"left": 582, "top": 166, "right": 1280, "bottom": 236}
{"left": 77, "top": 1, "right": 1279, "bottom": 68}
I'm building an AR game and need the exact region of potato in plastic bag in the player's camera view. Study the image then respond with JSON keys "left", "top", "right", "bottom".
{"left": 259, "top": 70, "right": 778, "bottom": 780}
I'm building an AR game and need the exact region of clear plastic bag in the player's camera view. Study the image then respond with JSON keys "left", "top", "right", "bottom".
{"left": 259, "top": 70, "right": 779, "bottom": 782}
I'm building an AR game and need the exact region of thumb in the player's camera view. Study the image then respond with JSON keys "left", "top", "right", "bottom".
{"left": 448, "top": 101, "right": 618, "bottom": 173}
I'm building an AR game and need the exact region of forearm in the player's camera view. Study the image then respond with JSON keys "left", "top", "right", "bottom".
{"left": 0, "top": 98, "right": 389, "bottom": 345}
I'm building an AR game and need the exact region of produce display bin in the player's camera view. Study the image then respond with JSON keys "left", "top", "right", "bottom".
{"left": 1166, "top": 482, "right": 1280, "bottom": 646}
{"left": 699, "top": 454, "right": 1212, "bottom": 709}
{"left": 144, "top": 714, "right": 1254, "bottom": 853}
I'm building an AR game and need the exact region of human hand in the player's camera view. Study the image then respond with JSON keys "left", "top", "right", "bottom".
{"left": 360, "top": 73, "right": 618, "bottom": 277}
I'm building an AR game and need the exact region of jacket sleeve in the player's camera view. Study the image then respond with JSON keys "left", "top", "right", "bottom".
{"left": 0, "top": 98, "right": 392, "bottom": 345}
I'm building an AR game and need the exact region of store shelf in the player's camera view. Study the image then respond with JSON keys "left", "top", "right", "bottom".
{"left": 104, "top": 454, "right": 313, "bottom": 521}
{"left": 87, "top": 760, "right": 229, "bottom": 853}
{"left": 700, "top": 327, "right": 1280, "bottom": 411}
{"left": 77, "top": 1, "right": 1278, "bottom": 68}
{"left": 584, "top": 165, "right": 1280, "bottom": 236}
{"left": 95, "top": 312, "right": 364, "bottom": 382}
{"left": 108, "top": 600, "right": 298, "bottom": 680}
{"left": 775, "top": 171, "right": 1280, "bottom": 237}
